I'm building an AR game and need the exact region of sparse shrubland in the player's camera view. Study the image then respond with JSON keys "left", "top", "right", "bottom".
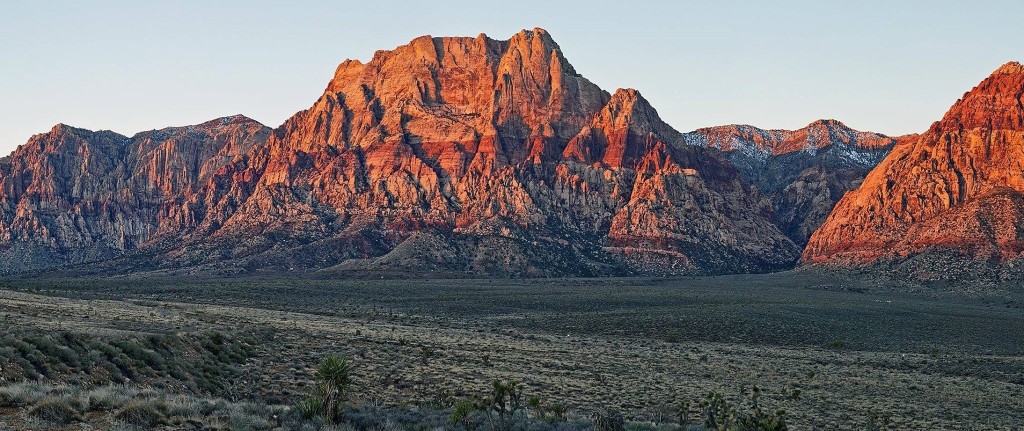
{"left": 0, "top": 275, "right": 1019, "bottom": 429}
{"left": 280, "top": 357, "right": 788, "bottom": 431}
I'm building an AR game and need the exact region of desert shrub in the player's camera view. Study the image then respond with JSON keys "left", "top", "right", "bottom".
{"left": 0, "top": 381, "right": 49, "bottom": 407}
{"left": 165, "top": 396, "right": 206, "bottom": 419}
{"left": 698, "top": 388, "right": 787, "bottom": 431}
{"left": 87, "top": 385, "right": 135, "bottom": 411}
{"left": 114, "top": 338, "right": 167, "bottom": 372}
{"left": 0, "top": 328, "right": 261, "bottom": 396}
{"left": 344, "top": 405, "right": 449, "bottom": 431}
{"left": 115, "top": 399, "right": 168, "bottom": 428}
{"left": 623, "top": 423, "right": 662, "bottom": 431}
{"left": 29, "top": 396, "right": 81, "bottom": 424}
{"left": 296, "top": 396, "right": 322, "bottom": 420}
{"left": 594, "top": 411, "right": 625, "bottom": 431}
{"left": 223, "top": 404, "right": 275, "bottom": 431}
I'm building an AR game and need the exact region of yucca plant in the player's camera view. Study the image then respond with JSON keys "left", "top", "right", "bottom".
{"left": 314, "top": 355, "right": 353, "bottom": 423}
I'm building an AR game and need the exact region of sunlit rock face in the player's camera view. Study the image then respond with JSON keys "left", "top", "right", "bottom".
{"left": 0, "top": 29, "right": 803, "bottom": 275}
{"left": 804, "top": 62, "right": 1024, "bottom": 279}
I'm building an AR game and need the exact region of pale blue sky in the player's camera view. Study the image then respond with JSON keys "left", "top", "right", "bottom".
{"left": 2, "top": 1, "right": 1021, "bottom": 154}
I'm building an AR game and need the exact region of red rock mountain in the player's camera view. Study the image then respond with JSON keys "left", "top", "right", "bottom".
{"left": 0, "top": 29, "right": 808, "bottom": 276}
{"left": 804, "top": 61, "right": 1024, "bottom": 278}
{"left": 0, "top": 116, "right": 270, "bottom": 273}
{"left": 686, "top": 120, "right": 916, "bottom": 245}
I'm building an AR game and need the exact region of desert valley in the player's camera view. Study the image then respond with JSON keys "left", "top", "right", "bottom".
{"left": 0, "top": 26, "right": 1022, "bottom": 430}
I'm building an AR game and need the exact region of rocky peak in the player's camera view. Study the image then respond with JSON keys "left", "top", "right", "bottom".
{"left": 936, "top": 60, "right": 1024, "bottom": 132}
{"left": 7, "top": 123, "right": 128, "bottom": 165}
{"left": 0, "top": 28, "right": 801, "bottom": 277}
{"left": 308, "top": 27, "right": 608, "bottom": 162}
{"left": 689, "top": 119, "right": 899, "bottom": 158}
{"left": 561, "top": 88, "right": 683, "bottom": 168}
{"left": 685, "top": 119, "right": 904, "bottom": 247}
{"left": 127, "top": 116, "right": 270, "bottom": 196}
{"left": 600, "top": 89, "right": 657, "bottom": 129}
{"left": 803, "top": 61, "right": 1024, "bottom": 275}
{"left": 993, "top": 61, "right": 1024, "bottom": 75}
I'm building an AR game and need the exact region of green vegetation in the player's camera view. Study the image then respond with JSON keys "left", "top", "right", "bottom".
{"left": 115, "top": 400, "right": 168, "bottom": 428}
{"left": 298, "top": 355, "right": 355, "bottom": 423}
{"left": 0, "top": 382, "right": 286, "bottom": 429}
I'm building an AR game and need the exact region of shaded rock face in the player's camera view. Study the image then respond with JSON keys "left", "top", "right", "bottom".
{"left": 685, "top": 120, "right": 914, "bottom": 245}
{"left": 0, "top": 28, "right": 801, "bottom": 276}
{"left": 0, "top": 116, "right": 271, "bottom": 272}
{"left": 803, "top": 62, "right": 1024, "bottom": 279}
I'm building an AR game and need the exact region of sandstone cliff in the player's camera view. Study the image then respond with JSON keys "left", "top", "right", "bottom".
{"left": 803, "top": 62, "right": 1024, "bottom": 279}
{"left": 0, "top": 29, "right": 801, "bottom": 276}
{"left": 0, "top": 116, "right": 270, "bottom": 273}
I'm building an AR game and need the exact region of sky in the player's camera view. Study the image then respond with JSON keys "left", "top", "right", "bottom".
{"left": 2, "top": 1, "right": 1022, "bottom": 154}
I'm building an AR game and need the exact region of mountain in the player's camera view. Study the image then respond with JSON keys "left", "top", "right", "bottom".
{"left": 0, "top": 28, "right": 801, "bottom": 276}
{"left": 0, "top": 116, "right": 270, "bottom": 273}
{"left": 803, "top": 61, "right": 1024, "bottom": 279}
{"left": 685, "top": 120, "right": 915, "bottom": 245}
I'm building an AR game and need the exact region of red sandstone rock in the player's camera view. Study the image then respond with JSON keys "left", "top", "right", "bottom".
{"left": 803, "top": 62, "right": 1024, "bottom": 275}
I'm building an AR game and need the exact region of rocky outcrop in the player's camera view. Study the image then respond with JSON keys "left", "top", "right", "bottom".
{"left": 0, "top": 28, "right": 801, "bottom": 276}
{"left": 171, "top": 29, "right": 798, "bottom": 275}
{"left": 803, "top": 62, "right": 1024, "bottom": 279}
{"left": 686, "top": 120, "right": 913, "bottom": 245}
{"left": 0, "top": 116, "right": 271, "bottom": 273}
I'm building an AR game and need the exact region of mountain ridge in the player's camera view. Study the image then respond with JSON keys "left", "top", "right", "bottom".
{"left": 2, "top": 28, "right": 1010, "bottom": 279}
{"left": 803, "top": 61, "right": 1024, "bottom": 279}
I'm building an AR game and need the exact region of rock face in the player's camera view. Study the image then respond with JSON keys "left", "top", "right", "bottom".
{"left": 686, "top": 120, "right": 914, "bottom": 245}
{"left": 0, "top": 28, "right": 800, "bottom": 276}
{"left": 803, "top": 62, "right": 1024, "bottom": 278}
{"left": 0, "top": 116, "right": 271, "bottom": 273}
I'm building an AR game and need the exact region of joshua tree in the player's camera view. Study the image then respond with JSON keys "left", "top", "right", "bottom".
{"left": 677, "top": 400, "right": 692, "bottom": 427}
{"left": 701, "top": 391, "right": 733, "bottom": 430}
{"left": 489, "top": 379, "right": 523, "bottom": 427}
{"left": 698, "top": 388, "right": 788, "bottom": 431}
